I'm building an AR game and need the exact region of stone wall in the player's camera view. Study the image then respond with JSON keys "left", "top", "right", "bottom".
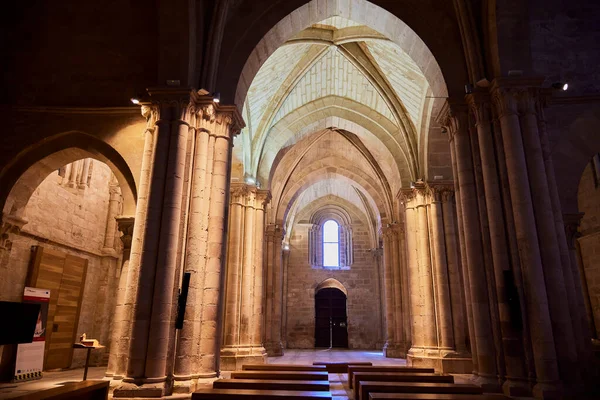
{"left": 284, "top": 207, "right": 382, "bottom": 350}
{"left": 578, "top": 161, "right": 600, "bottom": 335}
{"left": 0, "top": 160, "right": 121, "bottom": 368}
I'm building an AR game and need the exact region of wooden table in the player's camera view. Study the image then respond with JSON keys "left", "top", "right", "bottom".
{"left": 72, "top": 343, "right": 105, "bottom": 380}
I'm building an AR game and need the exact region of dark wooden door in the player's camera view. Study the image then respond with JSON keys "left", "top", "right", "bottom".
{"left": 314, "top": 288, "right": 348, "bottom": 348}
{"left": 28, "top": 246, "right": 87, "bottom": 370}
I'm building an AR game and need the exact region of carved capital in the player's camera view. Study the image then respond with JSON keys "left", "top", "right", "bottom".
{"left": 116, "top": 216, "right": 135, "bottom": 252}
{"left": 398, "top": 188, "right": 417, "bottom": 206}
{"left": 437, "top": 100, "right": 469, "bottom": 141}
{"left": 466, "top": 92, "right": 491, "bottom": 125}
{"left": 491, "top": 87, "right": 519, "bottom": 119}
{"left": 563, "top": 213, "right": 584, "bottom": 249}
{"left": 517, "top": 89, "right": 540, "bottom": 116}
{"left": 0, "top": 213, "right": 27, "bottom": 251}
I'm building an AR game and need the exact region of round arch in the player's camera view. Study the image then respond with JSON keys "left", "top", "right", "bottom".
{"left": 1, "top": 131, "right": 138, "bottom": 219}
{"left": 315, "top": 278, "right": 348, "bottom": 297}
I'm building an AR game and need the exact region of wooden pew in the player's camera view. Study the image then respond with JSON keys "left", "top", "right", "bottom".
{"left": 213, "top": 378, "right": 330, "bottom": 391}
{"left": 231, "top": 370, "right": 329, "bottom": 381}
{"left": 313, "top": 361, "right": 372, "bottom": 373}
{"left": 348, "top": 366, "right": 436, "bottom": 388}
{"left": 368, "top": 394, "right": 512, "bottom": 400}
{"left": 353, "top": 372, "right": 454, "bottom": 394}
{"left": 358, "top": 382, "right": 483, "bottom": 400}
{"left": 243, "top": 364, "right": 327, "bottom": 371}
{"left": 10, "top": 380, "right": 109, "bottom": 400}
{"left": 192, "top": 388, "right": 333, "bottom": 399}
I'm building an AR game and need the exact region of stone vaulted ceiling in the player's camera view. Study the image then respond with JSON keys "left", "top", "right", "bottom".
{"left": 235, "top": 14, "right": 438, "bottom": 229}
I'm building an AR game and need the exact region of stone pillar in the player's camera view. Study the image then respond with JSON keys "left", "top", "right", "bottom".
{"left": 106, "top": 216, "right": 135, "bottom": 378}
{"left": 491, "top": 82, "right": 562, "bottom": 398}
{"left": 281, "top": 244, "right": 290, "bottom": 349}
{"left": 564, "top": 213, "right": 596, "bottom": 339}
{"left": 382, "top": 223, "right": 400, "bottom": 357}
{"left": 371, "top": 248, "right": 386, "bottom": 348}
{"left": 440, "top": 190, "right": 468, "bottom": 355}
{"left": 78, "top": 158, "right": 92, "bottom": 189}
{"left": 220, "top": 184, "right": 270, "bottom": 370}
{"left": 264, "top": 224, "right": 284, "bottom": 356}
{"left": 518, "top": 88, "right": 580, "bottom": 387}
{"left": 467, "top": 93, "right": 529, "bottom": 395}
{"left": 113, "top": 91, "right": 243, "bottom": 397}
{"left": 442, "top": 104, "right": 499, "bottom": 390}
{"left": 428, "top": 186, "right": 454, "bottom": 354}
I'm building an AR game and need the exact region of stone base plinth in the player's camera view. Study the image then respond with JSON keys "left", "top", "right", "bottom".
{"left": 383, "top": 342, "right": 406, "bottom": 358}
{"left": 220, "top": 346, "right": 267, "bottom": 371}
{"left": 407, "top": 347, "right": 474, "bottom": 374}
{"left": 264, "top": 341, "right": 284, "bottom": 357}
{"left": 532, "top": 382, "right": 564, "bottom": 400}
{"left": 112, "top": 379, "right": 170, "bottom": 398}
{"left": 172, "top": 375, "right": 218, "bottom": 394}
{"left": 502, "top": 378, "right": 532, "bottom": 397}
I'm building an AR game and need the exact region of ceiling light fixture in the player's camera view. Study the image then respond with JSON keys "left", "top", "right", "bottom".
{"left": 552, "top": 82, "right": 568, "bottom": 91}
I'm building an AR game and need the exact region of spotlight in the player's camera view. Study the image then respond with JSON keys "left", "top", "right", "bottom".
{"left": 130, "top": 98, "right": 140, "bottom": 105}
{"left": 283, "top": 243, "right": 290, "bottom": 251}
{"left": 213, "top": 92, "right": 221, "bottom": 103}
{"left": 245, "top": 176, "right": 255, "bottom": 185}
{"left": 552, "top": 82, "right": 568, "bottom": 91}
{"left": 464, "top": 83, "right": 474, "bottom": 94}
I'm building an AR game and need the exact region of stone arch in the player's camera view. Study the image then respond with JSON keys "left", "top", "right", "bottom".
{"left": 1, "top": 131, "right": 137, "bottom": 219}
{"left": 315, "top": 278, "right": 348, "bottom": 297}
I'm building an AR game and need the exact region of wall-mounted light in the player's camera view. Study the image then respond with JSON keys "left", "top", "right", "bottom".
{"left": 213, "top": 92, "right": 221, "bottom": 103}
{"left": 552, "top": 82, "right": 568, "bottom": 91}
{"left": 283, "top": 243, "right": 290, "bottom": 251}
{"left": 245, "top": 176, "right": 256, "bottom": 185}
{"left": 464, "top": 83, "right": 474, "bottom": 94}
{"left": 130, "top": 98, "right": 140, "bottom": 105}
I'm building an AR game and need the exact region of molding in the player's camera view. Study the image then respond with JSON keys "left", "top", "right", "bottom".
{"left": 4, "top": 105, "right": 141, "bottom": 115}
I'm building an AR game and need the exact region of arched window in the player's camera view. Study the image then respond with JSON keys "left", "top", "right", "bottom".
{"left": 322, "top": 220, "right": 340, "bottom": 267}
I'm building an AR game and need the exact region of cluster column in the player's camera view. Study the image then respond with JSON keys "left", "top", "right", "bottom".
{"left": 220, "top": 183, "right": 270, "bottom": 370}
{"left": 108, "top": 90, "right": 244, "bottom": 397}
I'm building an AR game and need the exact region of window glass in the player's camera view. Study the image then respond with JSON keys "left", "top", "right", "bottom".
{"left": 323, "top": 220, "right": 339, "bottom": 267}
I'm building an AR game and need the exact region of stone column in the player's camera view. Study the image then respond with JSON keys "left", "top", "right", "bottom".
{"left": 467, "top": 93, "right": 529, "bottom": 395}
{"left": 519, "top": 89, "right": 580, "bottom": 387}
{"left": 428, "top": 186, "right": 454, "bottom": 354}
{"left": 106, "top": 216, "right": 135, "bottom": 378}
{"left": 220, "top": 184, "right": 269, "bottom": 370}
{"left": 382, "top": 223, "right": 399, "bottom": 357}
{"left": 442, "top": 104, "right": 499, "bottom": 390}
{"left": 491, "top": 82, "right": 562, "bottom": 398}
{"left": 281, "top": 244, "right": 290, "bottom": 349}
{"left": 371, "top": 248, "right": 386, "bottom": 348}
{"left": 264, "top": 224, "right": 284, "bottom": 355}
{"left": 564, "top": 214, "right": 596, "bottom": 338}
{"left": 440, "top": 190, "right": 467, "bottom": 354}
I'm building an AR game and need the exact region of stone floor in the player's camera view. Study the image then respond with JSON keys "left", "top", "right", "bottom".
{"left": 0, "top": 350, "right": 480, "bottom": 399}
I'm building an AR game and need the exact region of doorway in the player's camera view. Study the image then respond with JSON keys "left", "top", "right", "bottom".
{"left": 315, "top": 287, "right": 348, "bottom": 348}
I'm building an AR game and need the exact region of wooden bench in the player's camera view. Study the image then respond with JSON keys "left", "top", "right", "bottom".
{"left": 358, "top": 382, "right": 483, "bottom": 400}
{"left": 354, "top": 372, "right": 454, "bottom": 394}
{"left": 213, "top": 378, "right": 330, "bottom": 391}
{"left": 231, "top": 371, "right": 329, "bottom": 381}
{"left": 312, "top": 361, "right": 372, "bottom": 373}
{"left": 192, "top": 388, "right": 332, "bottom": 399}
{"left": 368, "top": 394, "right": 512, "bottom": 400}
{"left": 243, "top": 364, "right": 327, "bottom": 371}
{"left": 348, "top": 366, "right": 436, "bottom": 388}
{"left": 10, "top": 380, "right": 109, "bottom": 400}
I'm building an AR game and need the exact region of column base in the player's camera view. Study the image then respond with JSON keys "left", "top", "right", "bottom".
{"left": 172, "top": 375, "right": 218, "bottom": 394}
{"left": 112, "top": 377, "right": 171, "bottom": 398}
{"left": 532, "top": 381, "right": 564, "bottom": 400}
{"left": 502, "top": 377, "right": 532, "bottom": 397}
{"left": 264, "top": 341, "right": 284, "bottom": 357}
{"left": 220, "top": 346, "right": 267, "bottom": 371}
{"left": 383, "top": 341, "right": 406, "bottom": 358}
{"left": 407, "top": 347, "right": 474, "bottom": 374}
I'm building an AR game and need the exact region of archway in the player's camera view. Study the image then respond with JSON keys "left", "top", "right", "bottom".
{"left": 315, "top": 287, "right": 348, "bottom": 348}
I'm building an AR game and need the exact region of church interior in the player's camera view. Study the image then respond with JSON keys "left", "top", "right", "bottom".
{"left": 1, "top": 0, "right": 600, "bottom": 399}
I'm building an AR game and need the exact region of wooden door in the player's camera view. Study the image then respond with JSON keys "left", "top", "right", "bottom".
{"left": 28, "top": 246, "right": 87, "bottom": 370}
{"left": 314, "top": 288, "right": 348, "bottom": 348}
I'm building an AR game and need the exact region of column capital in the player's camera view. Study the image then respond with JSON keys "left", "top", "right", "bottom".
{"left": 436, "top": 100, "right": 469, "bottom": 142}
{"left": 490, "top": 77, "right": 545, "bottom": 119}
{"left": 465, "top": 91, "right": 492, "bottom": 125}
{"left": 0, "top": 213, "right": 27, "bottom": 251}
{"left": 265, "top": 223, "right": 284, "bottom": 241}
{"left": 563, "top": 212, "right": 584, "bottom": 249}
{"left": 116, "top": 216, "right": 135, "bottom": 252}
{"left": 427, "top": 182, "right": 455, "bottom": 203}
{"left": 230, "top": 183, "right": 271, "bottom": 209}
